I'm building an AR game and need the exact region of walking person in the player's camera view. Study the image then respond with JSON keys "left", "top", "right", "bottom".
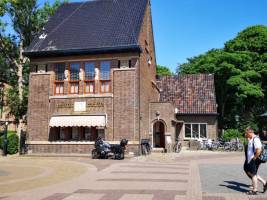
{"left": 243, "top": 127, "right": 267, "bottom": 195}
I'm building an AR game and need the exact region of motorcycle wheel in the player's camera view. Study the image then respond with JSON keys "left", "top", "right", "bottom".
{"left": 120, "top": 152, "right": 124, "bottom": 160}
{"left": 92, "top": 149, "right": 98, "bottom": 159}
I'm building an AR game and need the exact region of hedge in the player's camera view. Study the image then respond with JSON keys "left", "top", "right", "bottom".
{"left": 0, "top": 131, "right": 18, "bottom": 154}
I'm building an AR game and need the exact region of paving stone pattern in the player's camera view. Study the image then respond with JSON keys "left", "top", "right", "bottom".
{"left": 2, "top": 152, "right": 267, "bottom": 200}
{"left": 40, "top": 161, "right": 189, "bottom": 200}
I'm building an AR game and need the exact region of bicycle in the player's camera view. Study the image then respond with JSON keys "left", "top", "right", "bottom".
{"left": 141, "top": 139, "right": 151, "bottom": 155}
{"left": 173, "top": 138, "right": 182, "bottom": 153}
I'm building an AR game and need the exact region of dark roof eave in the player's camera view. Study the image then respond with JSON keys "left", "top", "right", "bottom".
{"left": 176, "top": 113, "right": 218, "bottom": 116}
{"left": 23, "top": 45, "right": 142, "bottom": 58}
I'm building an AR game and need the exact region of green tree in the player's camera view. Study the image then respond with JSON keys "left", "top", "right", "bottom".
{"left": 179, "top": 25, "right": 267, "bottom": 130}
{"left": 0, "top": 0, "right": 64, "bottom": 134}
{"left": 156, "top": 65, "right": 173, "bottom": 76}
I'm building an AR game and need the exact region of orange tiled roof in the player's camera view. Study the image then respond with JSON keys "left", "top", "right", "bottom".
{"left": 158, "top": 74, "right": 217, "bottom": 115}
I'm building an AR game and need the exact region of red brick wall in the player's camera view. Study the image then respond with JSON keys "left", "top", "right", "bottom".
{"left": 138, "top": 1, "right": 159, "bottom": 140}
{"left": 113, "top": 69, "right": 137, "bottom": 141}
{"left": 28, "top": 144, "right": 139, "bottom": 155}
{"left": 27, "top": 73, "right": 50, "bottom": 140}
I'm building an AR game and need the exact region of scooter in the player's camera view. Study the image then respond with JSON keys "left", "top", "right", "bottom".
{"left": 91, "top": 137, "right": 128, "bottom": 160}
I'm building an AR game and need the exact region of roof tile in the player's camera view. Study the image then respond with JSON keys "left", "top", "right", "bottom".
{"left": 25, "top": 0, "right": 147, "bottom": 55}
{"left": 158, "top": 74, "right": 217, "bottom": 114}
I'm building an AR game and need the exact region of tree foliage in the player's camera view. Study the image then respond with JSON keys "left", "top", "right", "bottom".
{"left": 156, "top": 65, "right": 173, "bottom": 76}
{"left": 179, "top": 25, "right": 267, "bottom": 131}
{"left": 0, "top": 0, "right": 64, "bottom": 122}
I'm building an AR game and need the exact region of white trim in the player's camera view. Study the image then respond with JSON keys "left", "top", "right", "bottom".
{"left": 26, "top": 141, "right": 140, "bottom": 145}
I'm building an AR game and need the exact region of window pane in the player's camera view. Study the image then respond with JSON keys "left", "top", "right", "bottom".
{"left": 85, "top": 127, "right": 92, "bottom": 141}
{"left": 60, "top": 127, "right": 67, "bottom": 140}
{"left": 55, "top": 83, "right": 64, "bottom": 94}
{"left": 70, "top": 63, "right": 80, "bottom": 81}
{"left": 70, "top": 83, "right": 79, "bottom": 94}
{"left": 97, "top": 129, "right": 105, "bottom": 139}
{"left": 192, "top": 124, "right": 199, "bottom": 138}
{"left": 85, "top": 62, "right": 95, "bottom": 80}
{"left": 72, "top": 127, "right": 79, "bottom": 140}
{"left": 85, "top": 82, "right": 94, "bottom": 93}
{"left": 200, "top": 124, "right": 207, "bottom": 138}
{"left": 55, "top": 63, "right": 65, "bottom": 81}
{"left": 101, "top": 81, "right": 110, "bottom": 93}
{"left": 185, "top": 124, "right": 191, "bottom": 138}
{"left": 100, "top": 61, "right": 110, "bottom": 80}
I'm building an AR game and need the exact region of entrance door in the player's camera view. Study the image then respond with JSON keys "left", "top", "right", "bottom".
{"left": 153, "top": 121, "right": 165, "bottom": 148}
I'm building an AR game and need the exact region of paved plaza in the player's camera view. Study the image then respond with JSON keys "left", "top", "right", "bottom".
{"left": 0, "top": 151, "right": 267, "bottom": 200}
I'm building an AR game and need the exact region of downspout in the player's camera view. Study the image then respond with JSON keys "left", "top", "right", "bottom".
{"left": 138, "top": 55, "right": 141, "bottom": 155}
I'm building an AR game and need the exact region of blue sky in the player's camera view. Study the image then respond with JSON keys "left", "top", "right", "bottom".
{"left": 6, "top": 0, "right": 267, "bottom": 72}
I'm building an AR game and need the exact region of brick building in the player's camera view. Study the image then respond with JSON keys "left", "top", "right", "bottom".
{"left": 25, "top": 0, "right": 217, "bottom": 154}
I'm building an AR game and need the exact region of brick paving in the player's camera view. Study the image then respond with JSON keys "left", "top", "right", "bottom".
{"left": 0, "top": 152, "right": 267, "bottom": 200}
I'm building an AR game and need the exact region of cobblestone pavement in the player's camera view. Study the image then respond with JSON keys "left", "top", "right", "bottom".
{"left": 0, "top": 152, "right": 267, "bottom": 200}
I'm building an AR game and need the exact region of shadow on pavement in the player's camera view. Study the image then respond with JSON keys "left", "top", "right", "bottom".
{"left": 219, "top": 181, "right": 249, "bottom": 193}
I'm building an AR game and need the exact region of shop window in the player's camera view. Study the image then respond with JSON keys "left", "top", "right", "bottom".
{"left": 184, "top": 123, "right": 207, "bottom": 139}
{"left": 72, "top": 127, "right": 79, "bottom": 140}
{"left": 54, "top": 63, "right": 65, "bottom": 95}
{"left": 100, "top": 61, "right": 110, "bottom": 93}
{"left": 59, "top": 127, "right": 68, "bottom": 140}
{"left": 84, "top": 62, "right": 95, "bottom": 93}
{"left": 69, "top": 63, "right": 80, "bottom": 94}
{"left": 85, "top": 127, "right": 92, "bottom": 141}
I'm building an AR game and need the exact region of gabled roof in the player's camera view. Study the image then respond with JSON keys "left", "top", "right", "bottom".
{"left": 24, "top": 0, "right": 148, "bottom": 57}
{"left": 158, "top": 74, "right": 217, "bottom": 115}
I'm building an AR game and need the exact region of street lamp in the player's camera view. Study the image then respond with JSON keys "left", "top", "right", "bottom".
{"left": 235, "top": 114, "right": 240, "bottom": 138}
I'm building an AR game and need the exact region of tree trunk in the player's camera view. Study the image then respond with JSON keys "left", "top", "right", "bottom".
{"left": 18, "top": 41, "right": 23, "bottom": 100}
{"left": 16, "top": 41, "right": 24, "bottom": 144}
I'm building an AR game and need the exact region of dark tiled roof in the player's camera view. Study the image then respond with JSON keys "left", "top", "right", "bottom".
{"left": 25, "top": 0, "right": 148, "bottom": 57}
{"left": 158, "top": 74, "right": 217, "bottom": 115}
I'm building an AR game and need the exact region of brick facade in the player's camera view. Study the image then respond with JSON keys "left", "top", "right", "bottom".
{"left": 26, "top": 0, "right": 218, "bottom": 154}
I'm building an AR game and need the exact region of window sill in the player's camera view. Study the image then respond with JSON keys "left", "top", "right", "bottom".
{"left": 49, "top": 93, "right": 113, "bottom": 99}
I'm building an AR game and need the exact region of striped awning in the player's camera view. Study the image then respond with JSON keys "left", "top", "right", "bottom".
{"left": 49, "top": 115, "right": 106, "bottom": 127}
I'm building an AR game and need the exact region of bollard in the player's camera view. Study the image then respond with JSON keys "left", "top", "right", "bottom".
{"left": 2, "top": 122, "right": 8, "bottom": 156}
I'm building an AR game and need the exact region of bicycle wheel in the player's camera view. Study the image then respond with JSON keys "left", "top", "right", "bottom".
{"left": 177, "top": 143, "right": 182, "bottom": 153}
{"left": 141, "top": 144, "right": 147, "bottom": 155}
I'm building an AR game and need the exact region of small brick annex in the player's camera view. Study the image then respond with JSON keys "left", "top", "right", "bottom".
{"left": 24, "top": 0, "right": 218, "bottom": 154}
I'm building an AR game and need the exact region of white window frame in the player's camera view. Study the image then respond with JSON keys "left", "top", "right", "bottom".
{"left": 184, "top": 123, "right": 208, "bottom": 140}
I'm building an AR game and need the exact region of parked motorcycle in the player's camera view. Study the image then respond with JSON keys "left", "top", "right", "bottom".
{"left": 91, "top": 137, "right": 128, "bottom": 160}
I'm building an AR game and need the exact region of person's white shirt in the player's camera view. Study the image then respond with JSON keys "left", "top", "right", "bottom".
{"left": 247, "top": 135, "right": 262, "bottom": 163}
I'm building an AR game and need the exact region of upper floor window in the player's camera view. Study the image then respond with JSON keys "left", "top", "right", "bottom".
{"left": 70, "top": 63, "right": 80, "bottom": 81}
{"left": 84, "top": 62, "right": 95, "bottom": 93}
{"left": 69, "top": 63, "right": 80, "bottom": 94}
{"left": 55, "top": 63, "right": 65, "bottom": 81}
{"left": 100, "top": 61, "right": 111, "bottom": 93}
{"left": 100, "top": 61, "right": 110, "bottom": 80}
{"left": 54, "top": 63, "right": 65, "bottom": 95}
